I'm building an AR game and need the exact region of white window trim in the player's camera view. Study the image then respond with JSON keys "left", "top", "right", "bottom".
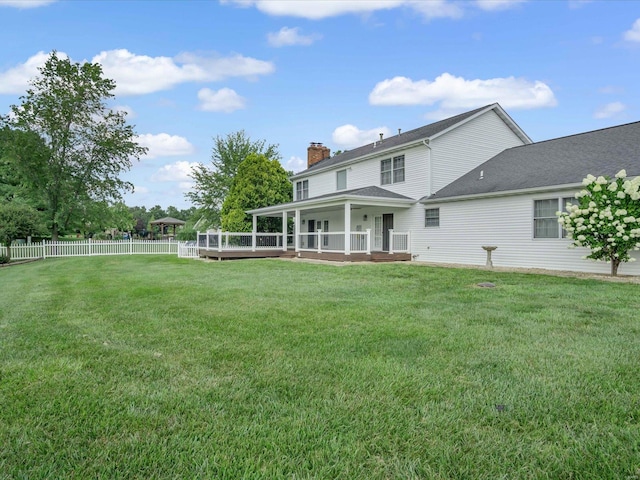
{"left": 532, "top": 196, "right": 574, "bottom": 240}
{"left": 424, "top": 208, "right": 440, "bottom": 228}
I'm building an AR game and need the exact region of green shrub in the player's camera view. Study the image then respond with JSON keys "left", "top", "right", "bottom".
{"left": 0, "top": 254, "right": 10, "bottom": 264}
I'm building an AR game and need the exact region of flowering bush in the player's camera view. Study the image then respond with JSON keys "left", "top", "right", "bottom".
{"left": 557, "top": 170, "right": 640, "bottom": 276}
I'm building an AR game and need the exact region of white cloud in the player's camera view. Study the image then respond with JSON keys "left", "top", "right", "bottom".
{"left": 93, "top": 49, "right": 275, "bottom": 95}
{"left": 0, "top": 0, "right": 55, "bottom": 8}
{"left": 369, "top": 73, "right": 557, "bottom": 114}
{"left": 475, "top": 0, "right": 525, "bottom": 11}
{"left": 267, "top": 27, "right": 322, "bottom": 47}
{"left": 598, "top": 85, "right": 624, "bottom": 95}
{"left": 568, "top": 0, "right": 593, "bottom": 9}
{"left": 136, "top": 133, "right": 196, "bottom": 159}
{"left": 151, "top": 161, "right": 199, "bottom": 182}
{"left": 197, "top": 87, "right": 246, "bottom": 112}
{"left": 332, "top": 125, "right": 392, "bottom": 149}
{"left": 593, "top": 102, "right": 626, "bottom": 119}
{"left": 624, "top": 18, "right": 640, "bottom": 42}
{"left": 399, "top": 0, "right": 463, "bottom": 19}
{"left": 223, "top": 0, "right": 462, "bottom": 20}
{"left": 284, "top": 155, "right": 306, "bottom": 173}
{"left": 0, "top": 50, "right": 68, "bottom": 94}
{"left": 0, "top": 49, "right": 274, "bottom": 97}
{"left": 132, "top": 185, "right": 149, "bottom": 194}
{"left": 111, "top": 105, "right": 136, "bottom": 118}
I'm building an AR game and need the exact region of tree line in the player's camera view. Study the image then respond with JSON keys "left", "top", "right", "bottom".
{"left": 1, "top": 51, "right": 294, "bottom": 261}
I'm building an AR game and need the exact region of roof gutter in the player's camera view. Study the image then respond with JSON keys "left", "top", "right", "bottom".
{"left": 421, "top": 182, "right": 583, "bottom": 205}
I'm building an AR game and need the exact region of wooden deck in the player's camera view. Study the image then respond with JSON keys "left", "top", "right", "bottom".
{"left": 198, "top": 249, "right": 410, "bottom": 262}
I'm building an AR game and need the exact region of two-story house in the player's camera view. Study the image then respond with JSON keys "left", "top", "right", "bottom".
{"left": 245, "top": 103, "right": 530, "bottom": 261}
{"left": 200, "top": 102, "right": 640, "bottom": 275}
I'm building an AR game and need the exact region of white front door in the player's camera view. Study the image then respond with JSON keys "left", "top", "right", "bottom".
{"left": 373, "top": 215, "right": 383, "bottom": 250}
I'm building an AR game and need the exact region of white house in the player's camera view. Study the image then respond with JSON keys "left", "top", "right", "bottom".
{"left": 199, "top": 103, "right": 640, "bottom": 275}
{"left": 243, "top": 103, "right": 530, "bottom": 261}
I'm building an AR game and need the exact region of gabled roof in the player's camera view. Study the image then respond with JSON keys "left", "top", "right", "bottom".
{"left": 301, "top": 185, "right": 414, "bottom": 202}
{"left": 247, "top": 186, "right": 414, "bottom": 216}
{"left": 421, "top": 120, "right": 640, "bottom": 203}
{"left": 150, "top": 216, "right": 185, "bottom": 225}
{"left": 291, "top": 103, "right": 531, "bottom": 179}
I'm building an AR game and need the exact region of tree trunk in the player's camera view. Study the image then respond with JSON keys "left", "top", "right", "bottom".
{"left": 51, "top": 223, "right": 59, "bottom": 242}
{"left": 611, "top": 257, "right": 620, "bottom": 276}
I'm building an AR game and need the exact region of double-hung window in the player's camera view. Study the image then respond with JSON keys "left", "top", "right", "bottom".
{"left": 425, "top": 208, "right": 440, "bottom": 227}
{"left": 533, "top": 197, "right": 574, "bottom": 238}
{"left": 381, "top": 155, "right": 405, "bottom": 185}
{"left": 296, "top": 180, "right": 309, "bottom": 200}
{"left": 336, "top": 169, "right": 347, "bottom": 190}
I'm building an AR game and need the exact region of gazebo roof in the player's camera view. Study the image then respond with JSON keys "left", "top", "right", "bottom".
{"left": 150, "top": 217, "right": 186, "bottom": 226}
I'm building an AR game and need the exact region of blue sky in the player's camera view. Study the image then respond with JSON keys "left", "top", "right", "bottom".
{"left": 1, "top": 0, "right": 639, "bottom": 209}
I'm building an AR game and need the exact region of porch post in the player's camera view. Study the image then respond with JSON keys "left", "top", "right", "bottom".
{"left": 344, "top": 202, "right": 351, "bottom": 256}
{"left": 294, "top": 209, "right": 300, "bottom": 252}
{"left": 389, "top": 229, "right": 394, "bottom": 254}
{"left": 366, "top": 228, "right": 371, "bottom": 255}
{"left": 252, "top": 215, "right": 257, "bottom": 252}
{"left": 282, "top": 211, "right": 287, "bottom": 251}
{"left": 317, "top": 230, "right": 322, "bottom": 253}
{"left": 217, "top": 228, "right": 222, "bottom": 253}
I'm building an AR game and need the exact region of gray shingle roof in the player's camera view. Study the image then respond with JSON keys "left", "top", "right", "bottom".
{"left": 296, "top": 186, "right": 414, "bottom": 203}
{"left": 296, "top": 104, "right": 496, "bottom": 176}
{"left": 422, "top": 120, "right": 640, "bottom": 202}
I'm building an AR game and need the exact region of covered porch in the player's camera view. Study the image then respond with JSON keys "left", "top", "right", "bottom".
{"left": 197, "top": 187, "right": 415, "bottom": 262}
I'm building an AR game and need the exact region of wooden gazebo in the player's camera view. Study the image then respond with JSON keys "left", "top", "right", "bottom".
{"left": 150, "top": 217, "right": 185, "bottom": 239}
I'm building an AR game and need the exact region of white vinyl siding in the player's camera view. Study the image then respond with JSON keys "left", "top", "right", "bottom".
{"left": 413, "top": 191, "right": 640, "bottom": 275}
{"left": 431, "top": 109, "right": 526, "bottom": 193}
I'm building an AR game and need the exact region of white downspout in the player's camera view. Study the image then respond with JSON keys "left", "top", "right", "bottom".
{"left": 423, "top": 139, "right": 432, "bottom": 196}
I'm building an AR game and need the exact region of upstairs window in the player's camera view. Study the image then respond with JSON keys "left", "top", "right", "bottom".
{"left": 296, "top": 180, "right": 309, "bottom": 200}
{"left": 381, "top": 155, "right": 405, "bottom": 185}
{"left": 336, "top": 169, "right": 347, "bottom": 190}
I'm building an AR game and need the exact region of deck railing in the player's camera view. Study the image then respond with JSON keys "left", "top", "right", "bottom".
{"left": 197, "top": 229, "right": 410, "bottom": 256}
{"left": 198, "top": 231, "right": 287, "bottom": 252}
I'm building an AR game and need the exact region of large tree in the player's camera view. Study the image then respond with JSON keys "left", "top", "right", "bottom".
{"left": 1, "top": 52, "right": 147, "bottom": 240}
{"left": 220, "top": 153, "right": 292, "bottom": 232}
{"left": 186, "top": 130, "right": 280, "bottom": 227}
{"left": 558, "top": 170, "right": 640, "bottom": 276}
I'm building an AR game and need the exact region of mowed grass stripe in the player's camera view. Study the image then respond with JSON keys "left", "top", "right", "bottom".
{"left": 1, "top": 256, "right": 639, "bottom": 479}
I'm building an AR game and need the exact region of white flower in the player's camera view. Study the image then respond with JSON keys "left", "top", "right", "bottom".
{"left": 615, "top": 169, "right": 627, "bottom": 179}
{"left": 593, "top": 184, "right": 602, "bottom": 192}
{"left": 583, "top": 175, "right": 596, "bottom": 185}
{"left": 617, "top": 191, "right": 626, "bottom": 199}
{"left": 596, "top": 176, "right": 608, "bottom": 185}
{"left": 608, "top": 182, "right": 618, "bottom": 192}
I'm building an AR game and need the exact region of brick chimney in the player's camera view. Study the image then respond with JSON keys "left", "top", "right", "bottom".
{"left": 307, "top": 142, "right": 331, "bottom": 168}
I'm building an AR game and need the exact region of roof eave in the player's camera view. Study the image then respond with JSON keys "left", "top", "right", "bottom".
{"left": 420, "top": 182, "right": 583, "bottom": 204}
{"left": 248, "top": 194, "right": 415, "bottom": 215}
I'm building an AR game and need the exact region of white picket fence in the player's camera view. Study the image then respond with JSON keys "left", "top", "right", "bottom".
{"left": 1, "top": 239, "right": 199, "bottom": 260}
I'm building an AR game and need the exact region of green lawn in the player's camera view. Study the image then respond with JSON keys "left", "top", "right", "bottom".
{"left": 1, "top": 256, "right": 639, "bottom": 479}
